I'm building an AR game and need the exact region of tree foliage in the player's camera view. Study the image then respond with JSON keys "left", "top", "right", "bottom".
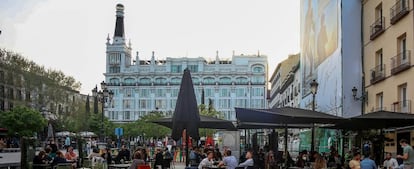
{"left": 0, "top": 106, "right": 47, "bottom": 137}
{"left": 121, "top": 111, "right": 171, "bottom": 139}
{"left": 199, "top": 104, "right": 221, "bottom": 137}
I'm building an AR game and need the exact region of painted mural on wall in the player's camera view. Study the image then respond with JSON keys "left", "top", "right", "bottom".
{"left": 300, "top": 0, "right": 342, "bottom": 116}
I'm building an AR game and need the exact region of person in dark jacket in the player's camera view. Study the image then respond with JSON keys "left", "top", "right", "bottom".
{"left": 116, "top": 145, "right": 131, "bottom": 163}
{"left": 101, "top": 148, "right": 113, "bottom": 164}
{"left": 154, "top": 148, "right": 164, "bottom": 169}
{"left": 52, "top": 151, "right": 72, "bottom": 167}
{"left": 33, "top": 151, "right": 49, "bottom": 169}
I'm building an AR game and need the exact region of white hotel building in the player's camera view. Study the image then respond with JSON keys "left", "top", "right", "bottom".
{"left": 103, "top": 4, "right": 268, "bottom": 122}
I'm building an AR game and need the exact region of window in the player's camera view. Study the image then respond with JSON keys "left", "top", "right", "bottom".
{"left": 203, "top": 77, "right": 215, "bottom": 85}
{"left": 170, "top": 78, "right": 181, "bottom": 85}
{"left": 205, "top": 88, "right": 214, "bottom": 97}
{"left": 251, "top": 99, "right": 264, "bottom": 108}
{"left": 376, "top": 92, "right": 384, "bottom": 110}
{"left": 155, "top": 89, "right": 166, "bottom": 97}
{"left": 170, "top": 99, "right": 177, "bottom": 109}
{"left": 171, "top": 65, "right": 182, "bottom": 73}
{"left": 235, "top": 99, "right": 247, "bottom": 107}
{"left": 109, "top": 66, "right": 120, "bottom": 73}
{"left": 252, "top": 66, "right": 264, "bottom": 73}
{"left": 236, "top": 88, "right": 246, "bottom": 97}
{"left": 376, "top": 49, "right": 383, "bottom": 70}
{"left": 124, "top": 111, "right": 130, "bottom": 120}
{"left": 219, "top": 77, "right": 232, "bottom": 85}
{"left": 399, "top": 84, "right": 407, "bottom": 106}
{"left": 124, "top": 88, "right": 133, "bottom": 97}
{"left": 140, "top": 78, "right": 151, "bottom": 85}
{"left": 235, "top": 77, "right": 248, "bottom": 84}
{"left": 124, "top": 78, "right": 135, "bottom": 85}
{"left": 252, "top": 76, "right": 265, "bottom": 84}
{"left": 187, "top": 65, "right": 198, "bottom": 73}
{"left": 155, "top": 100, "right": 167, "bottom": 109}
{"left": 398, "top": 33, "right": 407, "bottom": 59}
{"left": 155, "top": 78, "right": 167, "bottom": 85}
{"left": 109, "top": 53, "right": 121, "bottom": 64}
{"left": 171, "top": 89, "right": 179, "bottom": 97}
{"left": 192, "top": 78, "right": 200, "bottom": 85}
{"left": 110, "top": 78, "right": 120, "bottom": 85}
{"left": 139, "top": 100, "right": 150, "bottom": 109}
{"left": 219, "top": 99, "right": 231, "bottom": 109}
{"left": 220, "top": 88, "right": 230, "bottom": 97}
{"left": 251, "top": 88, "right": 264, "bottom": 97}
{"left": 139, "top": 89, "right": 150, "bottom": 97}
{"left": 123, "top": 100, "right": 132, "bottom": 109}
{"left": 375, "top": 3, "right": 383, "bottom": 21}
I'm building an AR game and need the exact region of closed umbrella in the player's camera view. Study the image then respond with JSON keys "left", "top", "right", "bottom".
{"left": 171, "top": 68, "right": 200, "bottom": 166}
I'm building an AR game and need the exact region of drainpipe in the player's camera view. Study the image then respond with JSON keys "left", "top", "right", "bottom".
{"left": 361, "top": 1, "right": 366, "bottom": 115}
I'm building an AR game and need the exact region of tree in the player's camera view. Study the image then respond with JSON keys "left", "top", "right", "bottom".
{"left": 199, "top": 104, "right": 222, "bottom": 137}
{"left": 0, "top": 106, "right": 47, "bottom": 137}
{"left": 122, "top": 112, "right": 170, "bottom": 139}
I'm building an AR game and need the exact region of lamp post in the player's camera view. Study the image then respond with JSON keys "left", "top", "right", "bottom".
{"left": 92, "top": 81, "right": 114, "bottom": 142}
{"left": 310, "top": 79, "right": 318, "bottom": 152}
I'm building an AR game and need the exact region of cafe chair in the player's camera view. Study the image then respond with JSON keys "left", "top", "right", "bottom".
{"left": 138, "top": 165, "right": 151, "bottom": 169}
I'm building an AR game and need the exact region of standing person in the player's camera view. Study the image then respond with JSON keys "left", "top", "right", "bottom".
{"left": 65, "top": 135, "right": 71, "bottom": 149}
{"left": 198, "top": 151, "right": 214, "bottom": 169}
{"left": 154, "top": 148, "right": 164, "bottom": 169}
{"left": 163, "top": 148, "right": 173, "bottom": 169}
{"left": 360, "top": 153, "right": 377, "bottom": 169}
{"left": 398, "top": 139, "right": 414, "bottom": 169}
{"left": 218, "top": 150, "right": 238, "bottom": 169}
{"left": 350, "top": 152, "right": 362, "bottom": 169}
{"left": 384, "top": 153, "right": 399, "bottom": 169}
{"left": 238, "top": 151, "right": 254, "bottom": 169}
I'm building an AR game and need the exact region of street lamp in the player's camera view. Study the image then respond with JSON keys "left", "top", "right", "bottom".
{"left": 92, "top": 81, "right": 114, "bottom": 142}
{"left": 309, "top": 79, "right": 318, "bottom": 152}
{"left": 352, "top": 86, "right": 366, "bottom": 101}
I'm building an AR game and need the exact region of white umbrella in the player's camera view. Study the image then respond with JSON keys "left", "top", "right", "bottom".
{"left": 78, "top": 131, "right": 97, "bottom": 137}
{"left": 55, "top": 131, "right": 76, "bottom": 137}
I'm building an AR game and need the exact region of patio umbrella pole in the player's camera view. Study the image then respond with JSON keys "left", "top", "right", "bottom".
{"left": 284, "top": 126, "right": 288, "bottom": 168}
{"left": 186, "top": 133, "right": 190, "bottom": 167}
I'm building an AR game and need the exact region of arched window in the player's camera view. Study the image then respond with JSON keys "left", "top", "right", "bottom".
{"left": 139, "top": 78, "right": 151, "bottom": 85}
{"left": 252, "top": 76, "right": 265, "bottom": 84}
{"left": 252, "top": 65, "right": 265, "bottom": 73}
{"left": 155, "top": 78, "right": 167, "bottom": 85}
{"left": 192, "top": 77, "right": 200, "bottom": 85}
{"left": 219, "top": 77, "right": 232, "bottom": 85}
{"left": 109, "top": 78, "right": 120, "bottom": 85}
{"left": 235, "top": 77, "right": 248, "bottom": 85}
{"left": 170, "top": 77, "right": 181, "bottom": 85}
{"left": 124, "top": 78, "right": 135, "bottom": 86}
{"left": 203, "top": 77, "right": 215, "bottom": 85}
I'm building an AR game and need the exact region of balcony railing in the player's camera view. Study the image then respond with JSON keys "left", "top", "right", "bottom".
{"left": 370, "top": 64, "right": 386, "bottom": 84}
{"left": 392, "top": 100, "right": 411, "bottom": 113}
{"left": 370, "top": 17, "right": 385, "bottom": 40}
{"left": 391, "top": 50, "right": 411, "bottom": 75}
{"left": 373, "top": 106, "right": 387, "bottom": 112}
{"left": 391, "top": 0, "right": 410, "bottom": 24}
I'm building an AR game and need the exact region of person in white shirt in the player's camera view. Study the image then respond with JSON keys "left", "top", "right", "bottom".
{"left": 238, "top": 151, "right": 254, "bottom": 169}
{"left": 384, "top": 152, "right": 399, "bottom": 169}
{"left": 199, "top": 151, "right": 214, "bottom": 169}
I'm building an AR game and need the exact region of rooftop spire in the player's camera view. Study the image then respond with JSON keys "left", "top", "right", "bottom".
{"left": 114, "top": 4, "right": 125, "bottom": 38}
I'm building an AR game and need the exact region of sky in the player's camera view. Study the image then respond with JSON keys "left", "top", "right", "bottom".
{"left": 0, "top": 0, "right": 300, "bottom": 94}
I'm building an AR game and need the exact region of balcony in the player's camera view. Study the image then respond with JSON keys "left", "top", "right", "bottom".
{"left": 372, "top": 106, "right": 387, "bottom": 112}
{"left": 392, "top": 100, "right": 411, "bottom": 113}
{"left": 370, "top": 17, "right": 385, "bottom": 40}
{"left": 370, "top": 64, "right": 386, "bottom": 84}
{"left": 390, "top": 0, "right": 410, "bottom": 25}
{"left": 391, "top": 50, "right": 411, "bottom": 75}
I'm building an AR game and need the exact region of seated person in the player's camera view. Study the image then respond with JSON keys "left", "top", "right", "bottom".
{"left": 88, "top": 148, "right": 101, "bottom": 160}
{"left": 33, "top": 150, "right": 50, "bottom": 169}
{"left": 129, "top": 151, "right": 146, "bottom": 169}
{"left": 218, "top": 150, "right": 238, "bottom": 169}
{"left": 238, "top": 151, "right": 254, "bottom": 169}
{"left": 65, "top": 146, "right": 78, "bottom": 161}
{"left": 52, "top": 151, "right": 73, "bottom": 166}
{"left": 199, "top": 151, "right": 214, "bottom": 169}
{"left": 116, "top": 145, "right": 131, "bottom": 163}
{"left": 101, "top": 148, "right": 113, "bottom": 164}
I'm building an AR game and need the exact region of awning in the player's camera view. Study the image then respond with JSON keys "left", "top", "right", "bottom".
{"left": 235, "top": 107, "right": 344, "bottom": 129}
{"left": 329, "top": 111, "right": 414, "bottom": 130}
{"left": 152, "top": 115, "right": 237, "bottom": 131}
